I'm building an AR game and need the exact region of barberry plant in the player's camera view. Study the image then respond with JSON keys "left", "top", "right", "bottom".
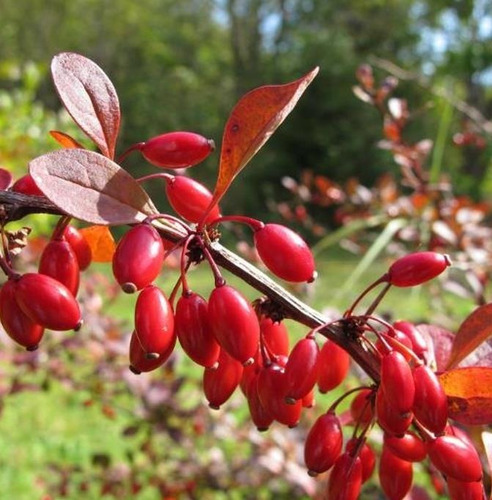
{"left": 0, "top": 52, "right": 492, "bottom": 499}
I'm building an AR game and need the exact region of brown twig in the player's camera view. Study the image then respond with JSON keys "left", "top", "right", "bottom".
{"left": 0, "top": 189, "right": 381, "bottom": 382}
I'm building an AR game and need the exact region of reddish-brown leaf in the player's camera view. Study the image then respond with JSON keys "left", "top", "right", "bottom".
{"left": 79, "top": 225, "right": 115, "bottom": 262}
{"left": 439, "top": 367, "right": 492, "bottom": 425}
{"left": 202, "top": 67, "right": 319, "bottom": 221}
{"left": 49, "top": 130, "right": 83, "bottom": 149}
{"left": 51, "top": 52, "right": 120, "bottom": 159}
{"left": 29, "top": 149, "right": 158, "bottom": 225}
{"left": 416, "top": 323, "right": 454, "bottom": 371}
{"left": 0, "top": 168, "right": 12, "bottom": 190}
{"left": 446, "top": 303, "right": 492, "bottom": 370}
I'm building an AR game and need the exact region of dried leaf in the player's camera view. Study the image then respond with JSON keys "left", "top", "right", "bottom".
{"left": 0, "top": 168, "right": 12, "bottom": 190}
{"left": 5, "top": 227, "right": 31, "bottom": 256}
{"left": 439, "top": 367, "right": 492, "bottom": 425}
{"left": 51, "top": 52, "right": 120, "bottom": 159}
{"left": 446, "top": 303, "right": 492, "bottom": 370}
{"left": 49, "top": 130, "right": 83, "bottom": 149}
{"left": 29, "top": 149, "right": 158, "bottom": 225}
{"left": 203, "top": 67, "right": 319, "bottom": 220}
{"left": 79, "top": 225, "right": 115, "bottom": 262}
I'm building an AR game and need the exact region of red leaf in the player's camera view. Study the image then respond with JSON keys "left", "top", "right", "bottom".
{"left": 202, "top": 67, "right": 319, "bottom": 221}
{"left": 439, "top": 367, "right": 492, "bottom": 425}
{"left": 29, "top": 149, "right": 158, "bottom": 225}
{"left": 49, "top": 130, "right": 83, "bottom": 149}
{"left": 416, "top": 323, "right": 454, "bottom": 371}
{"left": 51, "top": 52, "right": 120, "bottom": 159}
{"left": 79, "top": 225, "right": 115, "bottom": 262}
{"left": 446, "top": 303, "right": 492, "bottom": 370}
{"left": 0, "top": 168, "right": 12, "bottom": 190}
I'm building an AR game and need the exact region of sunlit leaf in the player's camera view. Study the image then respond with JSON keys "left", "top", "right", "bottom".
{"left": 446, "top": 303, "right": 492, "bottom": 370}
{"left": 79, "top": 225, "right": 115, "bottom": 262}
{"left": 203, "top": 67, "right": 319, "bottom": 221}
{"left": 439, "top": 367, "right": 492, "bottom": 425}
{"left": 29, "top": 149, "right": 158, "bottom": 225}
{"left": 51, "top": 52, "right": 120, "bottom": 159}
{"left": 49, "top": 130, "right": 83, "bottom": 149}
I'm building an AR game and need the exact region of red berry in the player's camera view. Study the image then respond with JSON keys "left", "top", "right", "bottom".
{"left": 259, "top": 316, "right": 290, "bottom": 357}
{"left": 387, "top": 251, "right": 451, "bottom": 287}
{"left": 326, "top": 453, "right": 362, "bottom": 500}
{"left": 447, "top": 478, "right": 485, "bottom": 500}
{"left": 139, "top": 131, "right": 214, "bottom": 168}
{"left": 393, "top": 321, "right": 429, "bottom": 360}
{"left": 379, "top": 447, "right": 413, "bottom": 500}
{"left": 383, "top": 432, "right": 427, "bottom": 462}
{"left": 208, "top": 285, "right": 260, "bottom": 365}
{"left": 63, "top": 225, "right": 92, "bottom": 271}
{"left": 350, "top": 388, "right": 374, "bottom": 427}
{"left": 345, "top": 438, "right": 376, "bottom": 483}
{"left": 246, "top": 374, "right": 274, "bottom": 431}
{"left": 39, "top": 239, "right": 80, "bottom": 296}
{"left": 284, "top": 336, "right": 319, "bottom": 403}
{"left": 427, "top": 435, "right": 482, "bottom": 482}
{"left": 165, "top": 175, "right": 220, "bottom": 224}
{"left": 203, "top": 349, "right": 243, "bottom": 409}
{"left": 129, "top": 330, "right": 175, "bottom": 374}
{"left": 304, "top": 411, "right": 343, "bottom": 476}
{"left": 15, "top": 273, "right": 82, "bottom": 331}
{"left": 112, "top": 223, "right": 164, "bottom": 293}
{"left": 257, "top": 359, "right": 302, "bottom": 427}
{"left": 175, "top": 292, "right": 220, "bottom": 368}
{"left": 376, "top": 329, "right": 413, "bottom": 360}
{"left": 376, "top": 387, "right": 413, "bottom": 436}
{"left": 317, "top": 339, "right": 350, "bottom": 393}
{"left": 380, "top": 351, "right": 415, "bottom": 416}
{"left": 254, "top": 224, "right": 315, "bottom": 283}
{"left": 11, "top": 173, "right": 44, "bottom": 196}
{"left": 0, "top": 280, "right": 44, "bottom": 350}
{"left": 134, "top": 285, "right": 175, "bottom": 358}
{"left": 412, "top": 365, "right": 448, "bottom": 433}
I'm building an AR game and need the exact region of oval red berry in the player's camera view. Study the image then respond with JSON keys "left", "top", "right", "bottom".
{"left": 140, "top": 131, "right": 214, "bottom": 169}
{"left": 254, "top": 223, "right": 315, "bottom": 283}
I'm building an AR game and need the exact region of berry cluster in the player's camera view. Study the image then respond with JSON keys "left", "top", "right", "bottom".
{"left": 0, "top": 52, "right": 487, "bottom": 499}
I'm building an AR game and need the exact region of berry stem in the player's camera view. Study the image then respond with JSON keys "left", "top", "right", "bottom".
{"left": 208, "top": 215, "right": 264, "bottom": 232}
{"left": 328, "top": 385, "right": 373, "bottom": 414}
{"left": 117, "top": 142, "right": 144, "bottom": 164}
{"left": 344, "top": 275, "right": 388, "bottom": 318}
{"left": 201, "top": 242, "right": 225, "bottom": 288}
{"left": 51, "top": 215, "right": 72, "bottom": 240}
{"left": 136, "top": 172, "right": 174, "bottom": 184}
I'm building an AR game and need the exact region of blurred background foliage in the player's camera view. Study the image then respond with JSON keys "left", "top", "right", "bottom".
{"left": 0, "top": 1, "right": 492, "bottom": 498}
{"left": 0, "top": 0, "right": 491, "bottom": 219}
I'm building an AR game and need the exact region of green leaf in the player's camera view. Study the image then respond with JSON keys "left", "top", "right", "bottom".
{"left": 29, "top": 149, "right": 158, "bottom": 225}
